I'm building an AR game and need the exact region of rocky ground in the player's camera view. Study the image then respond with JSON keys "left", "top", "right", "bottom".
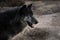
{"left": 1, "top": 1, "right": 60, "bottom": 40}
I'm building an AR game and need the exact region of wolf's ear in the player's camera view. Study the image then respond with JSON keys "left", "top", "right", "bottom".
{"left": 22, "top": 5, "right": 26, "bottom": 8}
{"left": 20, "top": 5, "right": 26, "bottom": 10}
{"left": 28, "top": 4, "right": 32, "bottom": 8}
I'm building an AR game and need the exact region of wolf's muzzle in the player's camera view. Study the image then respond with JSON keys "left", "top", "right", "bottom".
{"left": 27, "top": 16, "right": 38, "bottom": 28}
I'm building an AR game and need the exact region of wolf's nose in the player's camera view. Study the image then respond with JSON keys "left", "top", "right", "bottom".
{"left": 35, "top": 21, "right": 38, "bottom": 24}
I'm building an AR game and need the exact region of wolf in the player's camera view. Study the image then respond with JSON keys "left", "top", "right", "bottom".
{"left": 0, "top": 4, "right": 38, "bottom": 40}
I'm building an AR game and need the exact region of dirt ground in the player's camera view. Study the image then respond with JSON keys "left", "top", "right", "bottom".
{"left": 1, "top": 1, "right": 60, "bottom": 40}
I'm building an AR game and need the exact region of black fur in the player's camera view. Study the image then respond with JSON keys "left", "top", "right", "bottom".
{"left": 0, "top": 4, "right": 38, "bottom": 40}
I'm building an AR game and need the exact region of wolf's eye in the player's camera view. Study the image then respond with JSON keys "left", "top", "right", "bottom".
{"left": 28, "top": 16, "right": 31, "bottom": 20}
{"left": 27, "top": 16, "right": 32, "bottom": 22}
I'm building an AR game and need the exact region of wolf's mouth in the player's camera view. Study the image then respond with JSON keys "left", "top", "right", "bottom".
{"left": 27, "top": 21, "right": 34, "bottom": 28}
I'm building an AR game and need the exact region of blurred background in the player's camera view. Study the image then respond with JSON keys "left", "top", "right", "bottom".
{"left": 0, "top": 0, "right": 60, "bottom": 40}
{"left": 0, "top": 0, "right": 59, "bottom": 7}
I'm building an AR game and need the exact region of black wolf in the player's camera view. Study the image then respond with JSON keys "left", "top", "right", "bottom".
{"left": 0, "top": 4, "right": 38, "bottom": 40}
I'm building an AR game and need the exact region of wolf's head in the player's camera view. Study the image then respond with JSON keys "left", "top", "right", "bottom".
{"left": 19, "top": 4, "right": 38, "bottom": 28}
